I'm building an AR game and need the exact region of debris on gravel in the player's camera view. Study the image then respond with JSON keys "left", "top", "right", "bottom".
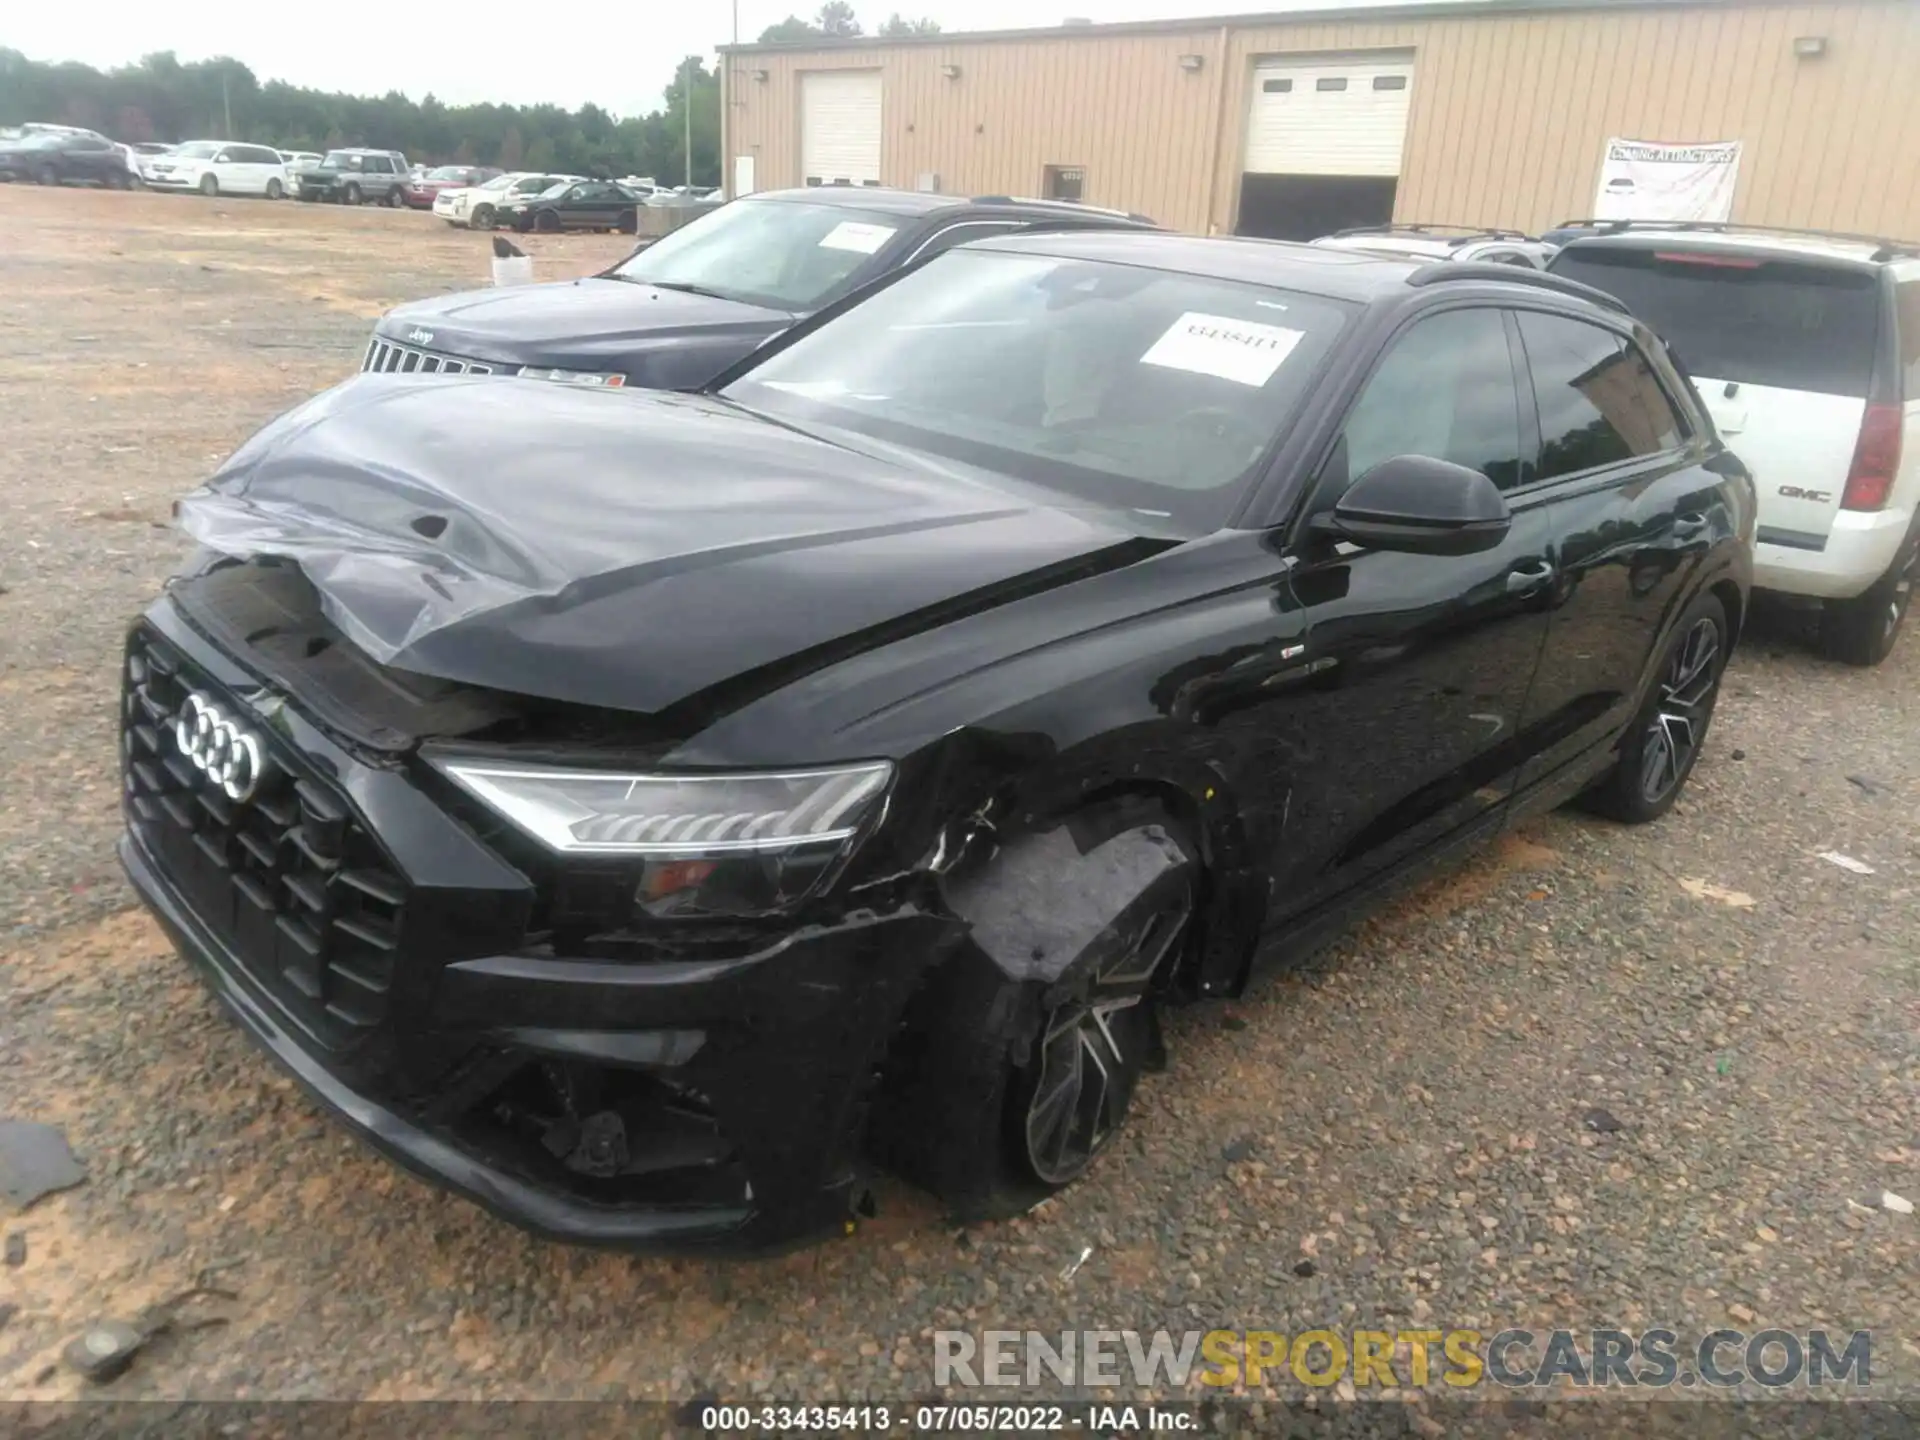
{"left": 63, "top": 1320, "right": 149, "bottom": 1384}
{"left": 0, "top": 1122, "right": 86, "bottom": 1210}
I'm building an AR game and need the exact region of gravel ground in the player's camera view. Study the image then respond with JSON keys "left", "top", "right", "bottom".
{"left": 0, "top": 184, "right": 1915, "bottom": 1411}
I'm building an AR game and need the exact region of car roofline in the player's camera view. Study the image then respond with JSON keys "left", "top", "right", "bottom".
{"left": 1550, "top": 220, "right": 1920, "bottom": 264}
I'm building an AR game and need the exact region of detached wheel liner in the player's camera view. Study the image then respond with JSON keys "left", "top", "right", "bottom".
{"left": 868, "top": 796, "right": 1198, "bottom": 1219}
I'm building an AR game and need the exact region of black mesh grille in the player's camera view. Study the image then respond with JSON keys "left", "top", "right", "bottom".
{"left": 122, "top": 629, "right": 410, "bottom": 1051}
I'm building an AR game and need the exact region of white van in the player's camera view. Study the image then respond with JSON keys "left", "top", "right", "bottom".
{"left": 142, "top": 141, "right": 291, "bottom": 198}
{"left": 1552, "top": 226, "right": 1920, "bottom": 665}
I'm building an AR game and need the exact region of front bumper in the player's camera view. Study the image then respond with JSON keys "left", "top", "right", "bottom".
{"left": 118, "top": 598, "right": 964, "bottom": 1251}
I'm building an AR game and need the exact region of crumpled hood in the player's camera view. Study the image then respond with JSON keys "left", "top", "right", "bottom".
{"left": 175, "top": 375, "right": 1141, "bottom": 715}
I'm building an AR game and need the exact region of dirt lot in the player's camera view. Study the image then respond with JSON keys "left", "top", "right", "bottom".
{"left": 0, "top": 184, "right": 1916, "bottom": 1408}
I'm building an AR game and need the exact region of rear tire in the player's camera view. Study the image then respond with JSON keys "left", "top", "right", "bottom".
{"left": 37, "top": 164, "right": 58, "bottom": 186}
{"left": 615, "top": 207, "right": 637, "bottom": 234}
{"left": 199, "top": 173, "right": 218, "bottom": 196}
{"left": 343, "top": 181, "right": 363, "bottom": 205}
{"left": 265, "top": 178, "right": 283, "bottom": 200}
{"left": 1819, "top": 527, "right": 1917, "bottom": 667}
{"left": 1579, "top": 590, "right": 1728, "bottom": 824}
{"left": 471, "top": 203, "right": 495, "bottom": 230}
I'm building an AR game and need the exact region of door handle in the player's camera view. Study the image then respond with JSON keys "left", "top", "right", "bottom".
{"left": 1673, "top": 511, "right": 1708, "bottom": 539}
{"left": 1506, "top": 560, "right": 1555, "bottom": 594}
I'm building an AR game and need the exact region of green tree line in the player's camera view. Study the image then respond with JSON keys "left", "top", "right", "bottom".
{"left": 759, "top": 3, "right": 941, "bottom": 41}
{"left": 0, "top": 48, "right": 723, "bottom": 185}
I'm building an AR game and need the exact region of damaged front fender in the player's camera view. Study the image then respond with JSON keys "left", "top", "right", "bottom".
{"left": 869, "top": 799, "right": 1198, "bottom": 1217}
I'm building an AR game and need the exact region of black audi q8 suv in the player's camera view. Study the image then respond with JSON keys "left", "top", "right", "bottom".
{"left": 122, "top": 232, "right": 1753, "bottom": 1252}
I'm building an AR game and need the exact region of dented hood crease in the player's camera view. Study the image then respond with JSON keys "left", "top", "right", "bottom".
{"left": 178, "top": 375, "right": 1142, "bottom": 715}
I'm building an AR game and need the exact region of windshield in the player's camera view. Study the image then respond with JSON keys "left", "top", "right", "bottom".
{"left": 725, "top": 249, "right": 1351, "bottom": 529}
{"left": 321, "top": 151, "right": 356, "bottom": 167}
{"left": 172, "top": 141, "right": 221, "bottom": 159}
{"left": 612, "top": 198, "right": 902, "bottom": 311}
{"left": 479, "top": 173, "right": 518, "bottom": 192}
{"left": 427, "top": 165, "right": 467, "bottom": 180}
{"left": 1551, "top": 246, "right": 1880, "bottom": 397}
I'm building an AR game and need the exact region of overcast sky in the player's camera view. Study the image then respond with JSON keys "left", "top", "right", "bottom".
{"left": 9, "top": 0, "right": 1447, "bottom": 117}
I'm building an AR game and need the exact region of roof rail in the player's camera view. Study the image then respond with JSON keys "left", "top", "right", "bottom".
{"left": 1404, "top": 261, "right": 1631, "bottom": 314}
{"left": 1549, "top": 218, "right": 1920, "bottom": 261}
{"left": 1331, "top": 222, "right": 1534, "bottom": 244}
{"left": 968, "top": 193, "right": 1149, "bottom": 222}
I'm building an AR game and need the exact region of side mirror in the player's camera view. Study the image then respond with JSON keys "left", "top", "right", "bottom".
{"left": 1310, "top": 455, "right": 1512, "bottom": 556}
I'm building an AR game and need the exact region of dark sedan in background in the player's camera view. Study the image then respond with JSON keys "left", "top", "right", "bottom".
{"left": 499, "top": 178, "right": 645, "bottom": 233}
{"left": 0, "top": 130, "right": 133, "bottom": 187}
{"left": 124, "top": 232, "right": 1751, "bottom": 1252}
{"left": 361, "top": 186, "right": 1157, "bottom": 390}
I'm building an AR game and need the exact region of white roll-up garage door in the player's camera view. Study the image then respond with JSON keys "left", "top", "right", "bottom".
{"left": 801, "top": 71, "right": 883, "bottom": 186}
{"left": 1243, "top": 52, "right": 1415, "bottom": 176}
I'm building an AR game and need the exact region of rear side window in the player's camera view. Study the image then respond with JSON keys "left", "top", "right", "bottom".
{"left": 1897, "top": 281, "right": 1920, "bottom": 399}
{"left": 1548, "top": 247, "right": 1879, "bottom": 397}
{"left": 1517, "top": 313, "right": 1683, "bottom": 481}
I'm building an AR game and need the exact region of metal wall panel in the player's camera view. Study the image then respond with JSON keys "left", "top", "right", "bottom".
{"left": 725, "top": 1, "right": 1920, "bottom": 239}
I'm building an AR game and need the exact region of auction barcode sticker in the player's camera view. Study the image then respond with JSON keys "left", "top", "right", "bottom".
{"left": 1140, "top": 312, "right": 1304, "bottom": 387}
{"left": 817, "top": 221, "right": 896, "bottom": 254}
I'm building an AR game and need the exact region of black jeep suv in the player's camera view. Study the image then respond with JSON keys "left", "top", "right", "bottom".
{"left": 361, "top": 186, "right": 1157, "bottom": 389}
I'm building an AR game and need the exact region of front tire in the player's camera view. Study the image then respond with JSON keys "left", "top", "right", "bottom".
{"left": 199, "top": 173, "right": 219, "bottom": 196}
{"left": 343, "top": 181, "right": 363, "bottom": 205}
{"left": 535, "top": 209, "right": 561, "bottom": 233}
{"left": 385, "top": 187, "right": 404, "bottom": 208}
{"left": 470, "top": 203, "right": 496, "bottom": 230}
{"left": 1580, "top": 591, "right": 1728, "bottom": 824}
{"left": 615, "top": 207, "right": 637, "bottom": 234}
{"left": 37, "top": 164, "right": 59, "bottom": 186}
{"left": 870, "top": 799, "right": 1198, "bottom": 1219}
{"left": 265, "top": 178, "right": 283, "bottom": 200}
{"left": 1819, "top": 527, "right": 1917, "bottom": 667}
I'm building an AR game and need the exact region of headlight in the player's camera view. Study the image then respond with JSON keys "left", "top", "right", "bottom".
{"left": 430, "top": 758, "right": 893, "bottom": 918}
{"left": 518, "top": 366, "right": 627, "bottom": 388}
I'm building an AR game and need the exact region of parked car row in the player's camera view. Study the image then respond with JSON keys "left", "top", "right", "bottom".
{"left": 107, "top": 167, "right": 1920, "bottom": 1256}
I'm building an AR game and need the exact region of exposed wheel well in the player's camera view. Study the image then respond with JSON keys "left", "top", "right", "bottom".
{"left": 1711, "top": 578, "right": 1744, "bottom": 652}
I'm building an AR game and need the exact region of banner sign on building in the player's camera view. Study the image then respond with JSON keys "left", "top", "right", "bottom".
{"left": 1592, "top": 139, "right": 1742, "bottom": 222}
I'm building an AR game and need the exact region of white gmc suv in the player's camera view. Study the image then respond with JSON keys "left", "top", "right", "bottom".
{"left": 1552, "top": 226, "right": 1920, "bottom": 666}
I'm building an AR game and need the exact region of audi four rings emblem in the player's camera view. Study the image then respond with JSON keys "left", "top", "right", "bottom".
{"left": 174, "top": 692, "right": 269, "bottom": 802}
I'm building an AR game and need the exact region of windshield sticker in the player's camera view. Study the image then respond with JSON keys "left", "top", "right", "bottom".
{"left": 1139, "top": 312, "right": 1305, "bottom": 388}
{"left": 817, "top": 221, "right": 895, "bottom": 254}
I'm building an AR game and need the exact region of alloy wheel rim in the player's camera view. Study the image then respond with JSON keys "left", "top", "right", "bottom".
{"left": 1640, "top": 616, "right": 1720, "bottom": 803}
{"left": 1022, "top": 884, "right": 1192, "bottom": 1186}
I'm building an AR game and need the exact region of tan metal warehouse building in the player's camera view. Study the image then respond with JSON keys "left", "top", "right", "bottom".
{"left": 718, "top": 0, "right": 1920, "bottom": 240}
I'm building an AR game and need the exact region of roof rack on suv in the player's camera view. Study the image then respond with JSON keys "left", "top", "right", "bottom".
{"left": 969, "top": 194, "right": 1155, "bottom": 223}
{"left": 1331, "top": 222, "right": 1534, "bottom": 244}
{"left": 1550, "top": 219, "right": 1920, "bottom": 263}
{"left": 1404, "top": 260, "right": 1631, "bottom": 314}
